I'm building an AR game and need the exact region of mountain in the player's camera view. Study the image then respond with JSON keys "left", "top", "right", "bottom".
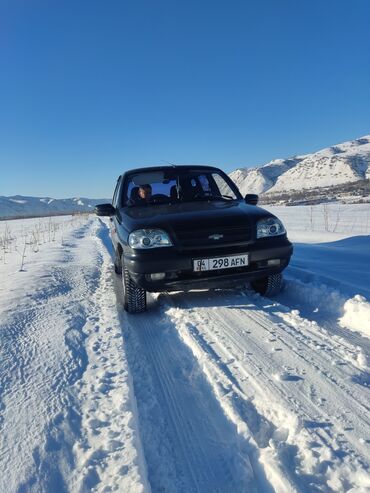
{"left": 230, "top": 135, "right": 370, "bottom": 197}
{"left": 0, "top": 195, "right": 110, "bottom": 220}
{"left": 230, "top": 157, "right": 306, "bottom": 195}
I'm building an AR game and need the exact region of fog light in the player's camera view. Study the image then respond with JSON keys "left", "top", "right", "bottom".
{"left": 150, "top": 272, "right": 166, "bottom": 281}
{"left": 267, "top": 259, "right": 280, "bottom": 266}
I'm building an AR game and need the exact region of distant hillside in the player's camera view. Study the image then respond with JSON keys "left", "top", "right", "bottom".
{"left": 230, "top": 135, "right": 370, "bottom": 203}
{"left": 259, "top": 179, "right": 370, "bottom": 206}
{"left": 0, "top": 195, "right": 110, "bottom": 220}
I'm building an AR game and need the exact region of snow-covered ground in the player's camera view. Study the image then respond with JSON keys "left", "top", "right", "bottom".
{"left": 0, "top": 205, "right": 369, "bottom": 492}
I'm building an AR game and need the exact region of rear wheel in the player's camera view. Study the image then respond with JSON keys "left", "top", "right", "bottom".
{"left": 251, "top": 273, "right": 283, "bottom": 296}
{"left": 122, "top": 264, "right": 147, "bottom": 313}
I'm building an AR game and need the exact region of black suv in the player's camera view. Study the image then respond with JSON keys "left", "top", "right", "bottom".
{"left": 96, "top": 165, "right": 293, "bottom": 313}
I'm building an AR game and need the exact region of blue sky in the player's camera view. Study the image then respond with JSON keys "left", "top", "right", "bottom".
{"left": 1, "top": 0, "right": 369, "bottom": 198}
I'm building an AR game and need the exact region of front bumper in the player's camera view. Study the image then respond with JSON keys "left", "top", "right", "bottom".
{"left": 123, "top": 238, "right": 293, "bottom": 292}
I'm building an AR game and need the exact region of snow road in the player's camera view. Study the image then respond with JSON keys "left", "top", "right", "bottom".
{"left": 1, "top": 215, "right": 369, "bottom": 492}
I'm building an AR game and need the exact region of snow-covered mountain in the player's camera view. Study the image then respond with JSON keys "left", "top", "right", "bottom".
{"left": 230, "top": 135, "right": 370, "bottom": 195}
{"left": 0, "top": 195, "right": 110, "bottom": 219}
{"left": 230, "top": 157, "right": 306, "bottom": 195}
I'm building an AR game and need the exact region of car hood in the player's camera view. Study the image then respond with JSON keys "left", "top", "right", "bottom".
{"left": 119, "top": 200, "right": 272, "bottom": 234}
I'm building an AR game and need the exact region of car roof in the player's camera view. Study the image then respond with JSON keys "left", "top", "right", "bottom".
{"left": 123, "top": 165, "right": 222, "bottom": 176}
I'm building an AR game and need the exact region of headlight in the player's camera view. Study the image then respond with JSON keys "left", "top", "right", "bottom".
{"left": 257, "top": 217, "right": 286, "bottom": 239}
{"left": 128, "top": 229, "right": 173, "bottom": 249}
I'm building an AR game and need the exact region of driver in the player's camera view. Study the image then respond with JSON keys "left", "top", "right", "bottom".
{"left": 137, "top": 184, "right": 152, "bottom": 204}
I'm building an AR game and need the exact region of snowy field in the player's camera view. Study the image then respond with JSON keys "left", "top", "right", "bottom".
{"left": 0, "top": 204, "right": 369, "bottom": 493}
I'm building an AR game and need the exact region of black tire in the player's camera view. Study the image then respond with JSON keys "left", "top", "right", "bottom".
{"left": 122, "top": 265, "right": 147, "bottom": 313}
{"left": 251, "top": 273, "right": 283, "bottom": 297}
{"left": 114, "top": 249, "right": 122, "bottom": 274}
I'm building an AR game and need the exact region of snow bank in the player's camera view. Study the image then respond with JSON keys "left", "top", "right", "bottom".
{"left": 283, "top": 277, "right": 344, "bottom": 318}
{"left": 281, "top": 277, "right": 370, "bottom": 342}
{"left": 339, "top": 295, "right": 370, "bottom": 338}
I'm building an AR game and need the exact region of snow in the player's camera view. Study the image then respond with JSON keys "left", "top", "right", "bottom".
{"left": 266, "top": 204, "right": 370, "bottom": 342}
{"left": 1, "top": 205, "right": 369, "bottom": 492}
{"left": 340, "top": 296, "right": 370, "bottom": 338}
{"left": 0, "top": 216, "right": 149, "bottom": 493}
{"left": 9, "top": 198, "right": 27, "bottom": 204}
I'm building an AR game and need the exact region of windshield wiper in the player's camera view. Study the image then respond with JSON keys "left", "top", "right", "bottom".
{"left": 205, "top": 194, "right": 234, "bottom": 201}
{"left": 189, "top": 191, "right": 234, "bottom": 201}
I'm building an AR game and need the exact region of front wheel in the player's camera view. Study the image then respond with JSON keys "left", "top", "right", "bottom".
{"left": 114, "top": 249, "right": 122, "bottom": 274}
{"left": 251, "top": 273, "right": 283, "bottom": 297}
{"left": 122, "top": 265, "right": 147, "bottom": 313}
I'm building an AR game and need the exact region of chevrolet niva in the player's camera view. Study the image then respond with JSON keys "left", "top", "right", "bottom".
{"left": 96, "top": 165, "right": 293, "bottom": 313}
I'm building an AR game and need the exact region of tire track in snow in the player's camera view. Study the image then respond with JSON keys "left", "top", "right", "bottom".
{"left": 115, "top": 284, "right": 271, "bottom": 493}
{"left": 247, "top": 306, "right": 370, "bottom": 412}
{"left": 162, "top": 289, "right": 370, "bottom": 492}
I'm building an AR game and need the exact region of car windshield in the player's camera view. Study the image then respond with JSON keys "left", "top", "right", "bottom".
{"left": 123, "top": 169, "right": 240, "bottom": 207}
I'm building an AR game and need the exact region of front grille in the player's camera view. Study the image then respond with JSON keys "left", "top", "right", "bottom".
{"left": 175, "top": 226, "right": 252, "bottom": 250}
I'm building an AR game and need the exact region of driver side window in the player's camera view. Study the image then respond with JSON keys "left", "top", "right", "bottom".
{"left": 112, "top": 177, "right": 121, "bottom": 208}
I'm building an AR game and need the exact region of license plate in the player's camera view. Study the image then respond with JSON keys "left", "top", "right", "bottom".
{"left": 193, "top": 254, "right": 249, "bottom": 272}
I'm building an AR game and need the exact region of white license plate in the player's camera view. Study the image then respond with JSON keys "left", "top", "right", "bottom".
{"left": 193, "top": 254, "right": 249, "bottom": 272}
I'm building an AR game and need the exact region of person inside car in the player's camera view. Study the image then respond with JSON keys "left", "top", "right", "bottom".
{"left": 135, "top": 184, "right": 152, "bottom": 205}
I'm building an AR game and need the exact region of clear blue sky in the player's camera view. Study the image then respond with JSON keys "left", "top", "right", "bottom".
{"left": 1, "top": 0, "right": 369, "bottom": 198}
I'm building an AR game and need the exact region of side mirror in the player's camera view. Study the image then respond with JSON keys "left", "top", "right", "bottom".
{"left": 244, "top": 194, "right": 259, "bottom": 206}
{"left": 95, "top": 203, "right": 115, "bottom": 216}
